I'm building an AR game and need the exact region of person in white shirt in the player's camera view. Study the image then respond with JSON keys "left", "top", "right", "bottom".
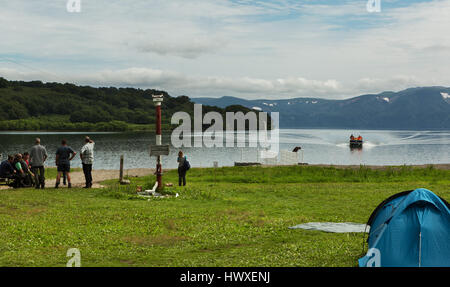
{"left": 80, "top": 136, "right": 95, "bottom": 188}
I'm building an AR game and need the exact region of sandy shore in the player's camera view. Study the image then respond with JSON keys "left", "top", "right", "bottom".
{"left": 0, "top": 168, "right": 155, "bottom": 190}
{"left": 46, "top": 168, "right": 156, "bottom": 188}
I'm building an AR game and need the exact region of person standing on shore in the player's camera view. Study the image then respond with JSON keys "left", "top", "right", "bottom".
{"left": 80, "top": 136, "right": 95, "bottom": 188}
{"left": 30, "top": 138, "right": 48, "bottom": 189}
{"left": 55, "top": 139, "right": 76, "bottom": 189}
{"left": 177, "top": 151, "right": 189, "bottom": 187}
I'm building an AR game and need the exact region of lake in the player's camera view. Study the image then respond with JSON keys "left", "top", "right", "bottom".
{"left": 0, "top": 129, "right": 448, "bottom": 170}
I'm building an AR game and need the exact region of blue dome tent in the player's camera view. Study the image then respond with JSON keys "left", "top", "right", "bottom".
{"left": 359, "top": 188, "right": 450, "bottom": 267}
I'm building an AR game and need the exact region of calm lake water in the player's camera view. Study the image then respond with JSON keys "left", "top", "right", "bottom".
{"left": 0, "top": 129, "right": 448, "bottom": 170}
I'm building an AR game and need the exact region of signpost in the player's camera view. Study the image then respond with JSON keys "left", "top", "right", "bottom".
{"left": 153, "top": 94, "right": 164, "bottom": 190}
{"left": 149, "top": 144, "right": 170, "bottom": 157}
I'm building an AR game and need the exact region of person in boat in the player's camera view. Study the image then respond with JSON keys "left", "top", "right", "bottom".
{"left": 357, "top": 135, "right": 363, "bottom": 141}
{"left": 350, "top": 134, "right": 355, "bottom": 140}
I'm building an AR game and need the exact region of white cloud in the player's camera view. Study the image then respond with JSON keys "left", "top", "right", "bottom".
{"left": 136, "top": 36, "right": 227, "bottom": 59}
{"left": 0, "top": 66, "right": 344, "bottom": 98}
{"left": 80, "top": 68, "right": 345, "bottom": 98}
{"left": 1, "top": 0, "right": 450, "bottom": 99}
{"left": 357, "top": 75, "right": 424, "bottom": 93}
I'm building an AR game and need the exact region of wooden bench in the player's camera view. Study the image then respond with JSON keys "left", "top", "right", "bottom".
{"left": 0, "top": 177, "right": 12, "bottom": 186}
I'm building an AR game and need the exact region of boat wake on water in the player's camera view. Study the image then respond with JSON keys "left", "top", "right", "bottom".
{"left": 334, "top": 141, "right": 379, "bottom": 149}
{"left": 361, "top": 141, "right": 379, "bottom": 148}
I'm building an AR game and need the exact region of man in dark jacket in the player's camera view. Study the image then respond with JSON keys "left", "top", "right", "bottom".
{"left": 177, "top": 151, "right": 188, "bottom": 186}
{"left": 0, "top": 155, "right": 15, "bottom": 179}
{"left": 55, "top": 139, "right": 77, "bottom": 188}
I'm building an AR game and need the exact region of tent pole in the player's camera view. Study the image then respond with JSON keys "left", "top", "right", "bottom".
{"left": 419, "top": 231, "right": 422, "bottom": 267}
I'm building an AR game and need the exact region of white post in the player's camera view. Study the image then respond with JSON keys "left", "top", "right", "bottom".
{"left": 153, "top": 94, "right": 164, "bottom": 190}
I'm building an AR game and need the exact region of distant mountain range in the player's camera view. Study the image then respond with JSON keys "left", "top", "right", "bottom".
{"left": 193, "top": 87, "right": 450, "bottom": 129}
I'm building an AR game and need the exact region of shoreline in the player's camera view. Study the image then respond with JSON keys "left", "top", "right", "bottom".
{"left": 50, "top": 163, "right": 450, "bottom": 172}
{"left": 1, "top": 164, "right": 448, "bottom": 190}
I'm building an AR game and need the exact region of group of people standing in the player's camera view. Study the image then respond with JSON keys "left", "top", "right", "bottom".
{"left": 54, "top": 136, "right": 94, "bottom": 189}
{"left": 2, "top": 138, "right": 191, "bottom": 189}
{"left": 0, "top": 136, "right": 95, "bottom": 189}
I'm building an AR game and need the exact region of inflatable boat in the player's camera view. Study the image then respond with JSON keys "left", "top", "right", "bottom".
{"left": 350, "top": 139, "right": 363, "bottom": 148}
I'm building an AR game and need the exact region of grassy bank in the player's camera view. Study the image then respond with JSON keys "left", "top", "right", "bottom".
{"left": 0, "top": 165, "right": 448, "bottom": 266}
{"left": 0, "top": 115, "right": 172, "bottom": 132}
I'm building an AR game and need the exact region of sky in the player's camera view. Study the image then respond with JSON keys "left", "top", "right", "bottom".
{"left": 1, "top": 0, "right": 450, "bottom": 99}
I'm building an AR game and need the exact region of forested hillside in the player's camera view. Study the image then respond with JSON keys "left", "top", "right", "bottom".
{"left": 0, "top": 77, "right": 252, "bottom": 131}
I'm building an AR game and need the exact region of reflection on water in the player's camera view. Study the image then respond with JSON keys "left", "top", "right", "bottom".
{"left": 0, "top": 129, "right": 448, "bottom": 170}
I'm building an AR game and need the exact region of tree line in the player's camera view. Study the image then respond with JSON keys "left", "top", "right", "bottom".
{"left": 0, "top": 77, "right": 256, "bottom": 131}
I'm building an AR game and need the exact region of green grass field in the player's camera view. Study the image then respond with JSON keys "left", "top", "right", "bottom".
{"left": 0, "top": 165, "right": 448, "bottom": 267}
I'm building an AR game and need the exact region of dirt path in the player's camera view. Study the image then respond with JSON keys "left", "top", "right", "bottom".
{"left": 46, "top": 168, "right": 155, "bottom": 188}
